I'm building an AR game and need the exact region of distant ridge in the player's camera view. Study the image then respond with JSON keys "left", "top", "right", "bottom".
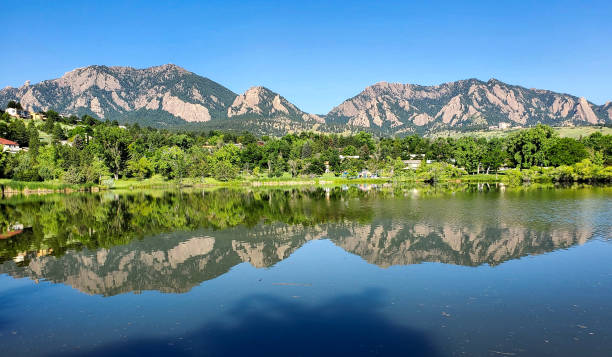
{"left": 0, "top": 64, "right": 237, "bottom": 127}
{"left": 326, "top": 79, "right": 610, "bottom": 135}
{"left": 1, "top": 65, "right": 610, "bottom": 135}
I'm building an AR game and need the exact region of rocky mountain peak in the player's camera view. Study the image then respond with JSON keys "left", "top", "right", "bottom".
{"left": 0, "top": 64, "right": 237, "bottom": 124}
{"left": 327, "top": 78, "right": 611, "bottom": 133}
{"left": 243, "top": 86, "right": 278, "bottom": 101}
{"left": 218, "top": 86, "right": 324, "bottom": 134}
{"left": 1, "top": 66, "right": 610, "bottom": 135}
{"left": 228, "top": 86, "right": 296, "bottom": 117}
{"left": 227, "top": 86, "right": 322, "bottom": 123}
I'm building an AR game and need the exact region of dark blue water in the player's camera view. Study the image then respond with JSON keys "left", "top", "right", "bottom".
{"left": 0, "top": 186, "right": 611, "bottom": 356}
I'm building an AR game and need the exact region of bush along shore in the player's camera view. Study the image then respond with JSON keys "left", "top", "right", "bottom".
{"left": 1, "top": 105, "right": 611, "bottom": 190}
{"left": 2, "top": 159, "right": 610, "bottom": 196}
{"left": 0, "top": 179, "right": 104, "bottom": 196}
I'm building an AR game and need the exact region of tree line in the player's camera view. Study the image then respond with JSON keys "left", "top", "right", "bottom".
{"left": 1, "top": 105, "right": 611, "bottom": 184}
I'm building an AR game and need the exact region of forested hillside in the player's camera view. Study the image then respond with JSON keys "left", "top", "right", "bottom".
{"left": 1, "top": 106, "right": 611, "bottom": 185}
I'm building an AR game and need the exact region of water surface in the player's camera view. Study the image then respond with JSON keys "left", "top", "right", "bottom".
{"left": 1, "top": 185, "right": 611, "bottom": 356}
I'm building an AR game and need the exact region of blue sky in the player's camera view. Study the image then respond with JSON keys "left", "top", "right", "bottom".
{"left": 2, "top": 0, "right": 611, "bottom": 113}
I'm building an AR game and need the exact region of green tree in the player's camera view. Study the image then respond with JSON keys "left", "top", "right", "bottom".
{"left": 37, "top": 146, "right": 60, "bottom": 181}
{"left": 52, "top": 123, "right": 66, "bottom": 142}
{"left": 7, "top": 100, "right": 22, "bottom": 110}
{"left": 211, "top": 159, "right": 239, "bottom": 181}
{"left": 546, "top": 137, "right": 588, "bottom": 166}
{"left": 7, "top": 119, "right": 28, "bottom": 146}
{"left": 307, "top": 158, "right": 326, "bottom": 175}
{"left": 128, "top": 156, "right": 154, "bottom": 179}
{"left": 93, "top": 125, "right": 130, "bottom": 180}
{"left": 453, "top": 137, "right": 482, "bottom": 173}
{"left": 85, "top": 156, "right": 110, "bottom": 183}
{"left": 187, "top": 146, "right": 211, "bottom": 180}
{"left": 481, "top": 138, "right": 506, "bottom": 173}
{"left": 582, "top": 132, "right": 612, "bottom": 165}
{"left": 43, "top": 110, "right": 60, "bottom": 133}
{"left": 27, "top": 121, "right": 40, "bottom": 155}
{"left": 392, "top": 157, "right": 414, "bottom": 180}
{"left": 428, "top": 137, "right": 453, "bottom": 162}
{"left": 159, "top": 146, "right": 188, "bottom": 182}
{"left": 301, "top": 140, "right": 313, "bottom": 159}
{"left": 11, "top": 152, "right": 38, "bottom": 181}
{"left": 287, "top": 159, "right": 300, "bottom": 177}
{"left": 205, "top": 144, "right": 241, "bottom": 181}
{"left": 506, "top": 124, "right": 556, "bottom": 168}
{"left": 341, "top": 145, "right": 358, "bottom": 156}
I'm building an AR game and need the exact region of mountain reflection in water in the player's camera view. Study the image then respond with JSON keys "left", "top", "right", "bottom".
{"left": 0, "top": 185, "right": 609, "bottom": 296}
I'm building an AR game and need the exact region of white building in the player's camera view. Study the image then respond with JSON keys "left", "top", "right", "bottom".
{"left": 0, "top": 138, "right": 20, "bottom": 153}
{"left": 402, "top": 159, "right": 422, "bottom": 170}
{"left": 4, "top": 108, "right": 31, "bottom": 119}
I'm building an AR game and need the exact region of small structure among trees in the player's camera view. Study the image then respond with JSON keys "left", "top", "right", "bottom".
{"left": 0, "top": 138, "right": 20, "bottom": 153}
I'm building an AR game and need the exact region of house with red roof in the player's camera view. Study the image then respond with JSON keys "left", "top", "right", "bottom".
{"left": 0, "top": 138, "right": 20, "bottom": 153}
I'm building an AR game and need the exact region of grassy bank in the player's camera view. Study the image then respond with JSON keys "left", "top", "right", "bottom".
{"left": 72, "top": 174, "right": 506, "bottom": 190}
{"left": 458, "top": 174, "right": 503, "bottom": 182}
{"left": 0, "top": 179, "right": 100, "bottom": 195}
{"left": 108, "top": 174, "right": 393, "bottom": 190}
{"left": 2, "top": 163, "right": 611, "bottom": 196}
{"left": 429, "top": 125, "right": 612, "bottom": 139}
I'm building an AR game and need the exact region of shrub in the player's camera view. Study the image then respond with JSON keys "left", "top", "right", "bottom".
{"left": 552, "top": 165, "right": 576, "bottom": 182}
{"left": 62, "top": 167, "right": 84, "bottom": 184}
{"left": 502, "top": 169, "right": 523, "bottom": 185}
{"left": 417, "top": 162, "right": 463, "bottom": 183}
{"left": 212, "top": 160, "right": 239, "bottom": 181}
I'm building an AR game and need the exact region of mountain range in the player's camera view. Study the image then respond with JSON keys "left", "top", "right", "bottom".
{"left": 1, "top": 64, "right": 610, "bottom": 135}
{"left": 0, "top": 220, "right": 590, "bottom": 296}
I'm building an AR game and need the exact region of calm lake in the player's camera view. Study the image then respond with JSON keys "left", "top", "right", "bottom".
{"left": 1, "top": 185, "right": 611, "bottom": 356}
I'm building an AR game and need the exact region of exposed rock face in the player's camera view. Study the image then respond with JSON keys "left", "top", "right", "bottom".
{"left": 327, "top": 78, "right": 611, "bottom": 134}
{"left": 597, "top": 101, "right": 612, "bottom": 122}
{"left": 161, "top": 92, "right": 211, "bottom": 122}
{"left": 0, "top": 64, "right": 237, "bottom": 126}
{"left": 222, "top": 86, "right": 324, "bottom": 134}
{"left": 1, "top": 67, "right": 610, "bottom": 135}
{"left": 332, "top": 221, "right": 591, "bottom": 268}
{"left": 0, "top": 218, "right": 592, "bottom": 296}
{"left": 0, "top": 224, "right": 319, "bottom": 296}
{"left": 576, "top": 97, "right": 599, "bottom": 124}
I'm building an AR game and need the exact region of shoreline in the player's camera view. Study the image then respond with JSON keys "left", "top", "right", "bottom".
{"left": 1, "top": 174, "right": 609, "bottom": 197}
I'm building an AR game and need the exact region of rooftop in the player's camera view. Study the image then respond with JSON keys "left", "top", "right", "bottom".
{"left": 0, "top": 138, "right": 18, "bottom": 145}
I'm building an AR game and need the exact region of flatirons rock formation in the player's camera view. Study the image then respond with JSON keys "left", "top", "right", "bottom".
{"left": 228, "top": 86, "right": 323, "bottom": 123}
{"left": 1, "top": 65, "right": 610, "bottom": 135}
{"left": 326, "top": 79, "right": 610, "bottom": 135}
{"left": 599, "top": 101, "right": 612, "bottom": 120}
{"left": 0, "top": 64, "right": 237, "bottom": 126}
{"left": 214, "top": 86, "right": 324, "bottom": 135}
{"left": 0, "top": 219, "right": 591, "bottom": 296}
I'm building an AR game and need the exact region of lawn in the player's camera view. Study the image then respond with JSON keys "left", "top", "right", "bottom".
{"left": 428, "top": 126, "right": 611, "bottom": 139}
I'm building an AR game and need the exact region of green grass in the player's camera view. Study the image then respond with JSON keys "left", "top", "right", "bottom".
{"left": 3, "top": 167, "right": 603, "bottom": 195}
{"left": 458, "top": 174, "right": 503, "bottom": 182}
{"left": 0, "top": 179, "right": 94, "bottom": 191}
{"left": 0, "top": 174, "right": 499, "bottom": 193}
{"left": 110, "top": 175, "right": 239, "bottom": 189}
{"left": 108, "top": 174, "right": 397, "bottom": 190}
{"left": 552, "top": 126, "right": 612, "bottom": 139}
{"left": 14, "top": 118, "right": 80, "bottom": 144}
{"left": 428, "top": 126, "right": 612, "bottom": 139}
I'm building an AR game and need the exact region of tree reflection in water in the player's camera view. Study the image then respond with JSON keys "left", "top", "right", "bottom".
{"left": 0, "top": 185, "right": 607, "bottom": 296}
